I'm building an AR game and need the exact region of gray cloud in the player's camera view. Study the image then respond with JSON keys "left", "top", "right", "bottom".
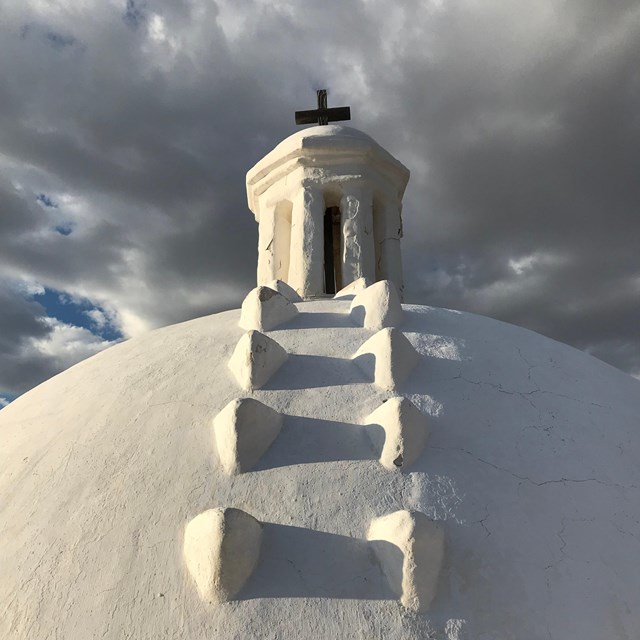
{"left": 0, "top": 0, "right": 639, "bottom": 398}
{"left": 0, "top": 283, "right": 55, "bottom": 394}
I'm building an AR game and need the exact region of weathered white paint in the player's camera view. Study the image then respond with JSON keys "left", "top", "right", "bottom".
{"left": 288, "top": 186, "right": 325, "bottom": 297}
{"left": 350, "top": 280, "right": 404, "bottom": 330}
{"left": 373, "top": 199, "right": 404, "bottom": 298}
{"left": 228, "top": 330, "right": 287, "bottom": 390}
{"left": 368, "top": 510, "right": 445, "bottom": 613}
{"left": 273, "top": 201, "right": 293, "bottom": 282}
{"left": 340, "top": 184, "right": 376, "bottom": 285}
{"left": 246, "top": 126, "right": 409, "bottom": 298}
{"left": 365, "top": 397, "right": 429, "bottom": 471}
{"left": 334, "top": 276, "right": 372, "bottom": 299}
{"left": 378, "top": 238, "right": 404, "bottom": 298}
{"left": 184, "top": 508, "right": 263, "bottom": 604}
{"left": 352, "top": 327, "right": 419, "bottom": 391}
{"left": 264, "top": 279, "right": 303, "bottom": 302}
{"left": 213, "top": 398, "right": 283, "bottom": 475}
{"left": 239, "top": 286, "right": 298, "bottom": 332}
{"left": 257, "top": 204, "right": 277, "bottom": 283}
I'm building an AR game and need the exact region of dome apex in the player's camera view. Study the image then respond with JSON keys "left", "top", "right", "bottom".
{"left": 271, "top": 124, "right": 384, "bottom": 150}
{"left": 246, "top": 125, "right": 409, "bottom": 210}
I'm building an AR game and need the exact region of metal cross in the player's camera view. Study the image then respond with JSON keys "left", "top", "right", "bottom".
{"left": 295, "top": 89, "right": 351, "bottom": 126}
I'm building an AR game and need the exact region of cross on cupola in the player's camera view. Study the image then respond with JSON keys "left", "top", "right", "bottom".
{"left": 295, "top": 89, "right": 351, "bottom": 126}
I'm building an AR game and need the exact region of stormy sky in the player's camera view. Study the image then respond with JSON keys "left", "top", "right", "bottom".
{"left": 1, "top": 0, "right": 639, "bottom": 405}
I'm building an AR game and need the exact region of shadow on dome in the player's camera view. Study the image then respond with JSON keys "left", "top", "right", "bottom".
{"left": 251, "top": 415, "right": 384, "bottom": 470}
{"left": 263, "top": 354, "right": 368, "bottom": 390}
{"left": 401, "top": 308, "right": 468, "bottom": 337}
{"left": 278, "top": 310, "right": 357, "bottom": 331}
{"left": 237, "top": 522, "right": 400, "bottom": 601}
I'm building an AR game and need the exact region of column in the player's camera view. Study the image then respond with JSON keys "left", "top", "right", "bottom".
{"left": 374, "top": 198, "right": 404, "bottom": 298}
{"left": 288, "top": 186, "right": 325, "bottom": 298}
{"left": 379, "top": 238, "right": 404, "bottom": 299}
{"left": 340, "top": 184, "right": 376, "bottom": 287}
{"left": 273, "top": 200, "right": 293, "bottom": 282}
{"left": 256, "top": 205, "right": 276, "bottom": 286}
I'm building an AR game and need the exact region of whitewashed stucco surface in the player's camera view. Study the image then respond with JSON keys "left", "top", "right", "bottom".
{"left": 1, "top": 299, "right": 639, "bottom": 639}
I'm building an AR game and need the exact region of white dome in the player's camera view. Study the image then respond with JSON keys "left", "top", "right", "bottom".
{"left": 246, "top": 125, "right": 410, "bottom": 217}
{"left": 1, "top": 298, "right": 639, "bottom": 639}
{"left": 277, "top": 123, "right": 379, "bottom": 144}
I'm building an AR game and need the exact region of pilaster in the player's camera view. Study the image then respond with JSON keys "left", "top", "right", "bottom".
{"left": 289, "top": 187, "right": 325, "bottom": 297}
{"left": 257, "top": 205, "right": 277, "bottom": 285}
{"left": 340, "top": 184, "right": 376, "bottom": 287}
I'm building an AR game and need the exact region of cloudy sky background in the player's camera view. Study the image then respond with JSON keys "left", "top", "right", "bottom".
{"left": 1, "top": 0, "right": 639, "bottom": 406}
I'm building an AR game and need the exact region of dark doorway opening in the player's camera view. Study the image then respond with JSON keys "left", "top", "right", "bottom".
{"left": 323, "top": 206, "right": 342, "bottom": 294}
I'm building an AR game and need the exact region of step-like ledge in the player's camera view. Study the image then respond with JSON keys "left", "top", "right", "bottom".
{"left": 184, "top": 507, "right": 263, "bottom": 604}
{"left": 228, "top": 330, "right": 288, "bottom": 390}
{"left": 368, "top": 510, "right": 445, "bottom": 612}
{"left": 352, "top": 327, "right": 419, "bottom": 391}
{"left": 213, "top": 398, "right": 283, "bottom": 474}
{"left": 239, "top": 286, "right": 299, "bottom": 332}
{"left": 349, "top": 280, "right": 403, "bottom": 330}
{"left": 364, "top": 397, "right": 429, "bottom": 471}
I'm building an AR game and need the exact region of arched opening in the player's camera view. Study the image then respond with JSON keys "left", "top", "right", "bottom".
{"left": 323, "top": 206, "right": 342, "bottom": 294}
{"left": 274, "top": 200, "right": 292, "bottom": 282}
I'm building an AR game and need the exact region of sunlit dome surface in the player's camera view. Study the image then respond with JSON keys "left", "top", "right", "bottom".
{"left": 1, "top": 296, "right": 639, "bottom": 639}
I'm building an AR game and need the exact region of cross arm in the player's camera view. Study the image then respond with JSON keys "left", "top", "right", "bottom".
{"left": 295, "top": 106, "right": 351, "bottom": 125}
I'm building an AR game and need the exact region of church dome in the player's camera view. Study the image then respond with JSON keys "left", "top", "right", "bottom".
{"left": 1, "top": 294, "right": 639, "bottom": 639}
{"left": 2, "top": 120, "right": 639, "bottom": 638}
{"left": 249, "top": 124, "right": 406, "bottom": 173}
{"left": 272, "top": 123, "right": 381, "bottom": 146}
{"left": 246, "top": 125, "right": 409, "bottom": 218}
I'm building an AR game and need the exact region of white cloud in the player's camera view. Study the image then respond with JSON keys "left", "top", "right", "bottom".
{"left": 84, "top": 307, "right": 108, "bottom": 329}
{"left": 147, "top": 13, "right": 178, "bottom": 53}
{"left": 17, "top": 280, "right": 46, "bottom": 296}
{"left": 508, "top": 252, "right": 565, "bottom": 276}
{"left": 28, "top": 317, "right": 114, "bottom": 371}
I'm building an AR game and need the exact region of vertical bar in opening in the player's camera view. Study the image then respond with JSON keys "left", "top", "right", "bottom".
{"left": 323, "top": 207, "right": 336, "bottom": 294}
{"left": 331, "top": 207, "right": 342, "bottom": 292}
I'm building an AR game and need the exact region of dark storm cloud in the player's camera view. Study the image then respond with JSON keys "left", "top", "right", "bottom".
{"left": 0, "top": 283, "right": 56, "bottom": 395}
{"left": 0, "top": 0, "right": 639, "bottom": 398}
{"left": 384, "top": 0, "right": 640, "bottom": 377}
{"left": 0, "top": 285, "right": 49, "bottom": 351}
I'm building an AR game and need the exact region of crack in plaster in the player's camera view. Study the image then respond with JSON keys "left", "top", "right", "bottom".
{"left": 449, "top": 372, "right": 614, "bottom": 412}
{"left": 470, "top": 504, "right": 492, "bottom": 537}
{"left": 430, "top": 446, "right": 639, "bottom": 491}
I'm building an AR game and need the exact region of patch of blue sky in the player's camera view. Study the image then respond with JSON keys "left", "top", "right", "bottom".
{"left": 0, "top": 394, "right": 17, "bottom": 409}
{"left": 45, "top": 31, "right": 76, "bottom": 50}
{"left": 33, "top": 288, "right": 123, "bottom": 342}
{"left": 19, "top": 24, "right": 76, "bottom": 50}
{"left": 123, "top": 0, "right": 146, "bottom": 29}
{"left": 37, "top": 194, "right": 74, "bottom": 235}
{"left": 36, "top": 193, "right": 58, "bottom": 208}
{"left": 55, "top": 223, "right": 74, "bottom": 236}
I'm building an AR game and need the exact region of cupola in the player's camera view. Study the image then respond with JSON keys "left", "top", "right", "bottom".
{"left": 246, "top": 125, "right": 410, "bottom": 298}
